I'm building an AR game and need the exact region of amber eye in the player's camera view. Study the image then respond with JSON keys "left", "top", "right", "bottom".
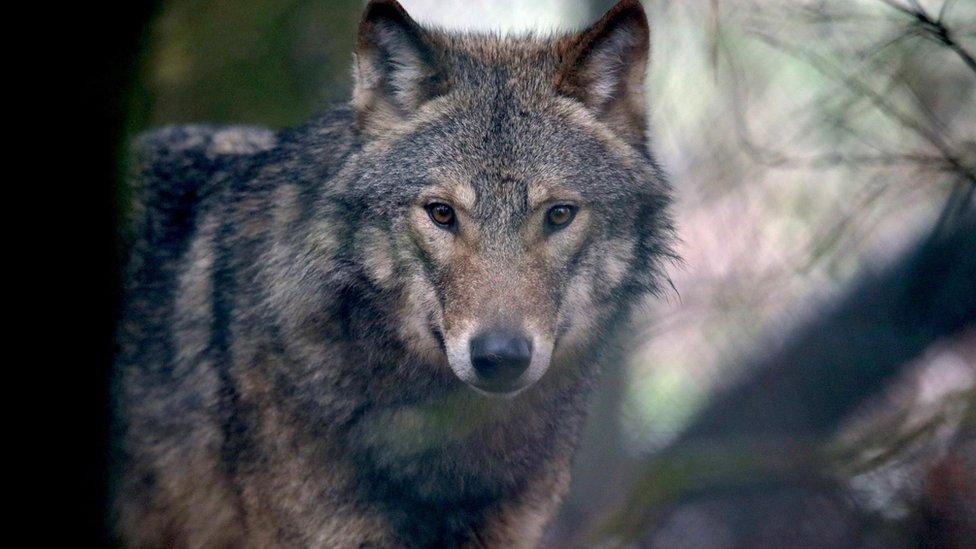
{"left": 546, "top": 205, "right": 577, "bottom": 229}
{"left": 426, "top": 203, "right": 456, "bottom": 228}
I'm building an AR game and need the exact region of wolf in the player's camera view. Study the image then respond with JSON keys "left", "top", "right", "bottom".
{"left": 113, "top": 0, "right": 674, "bottom": 546}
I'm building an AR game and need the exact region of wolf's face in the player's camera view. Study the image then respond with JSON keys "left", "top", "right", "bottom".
{"left": 402, "top": 171, "right": 583, "bottom": 395}
{"left": 329, "top": 0, "right": 671, "bottom": 396}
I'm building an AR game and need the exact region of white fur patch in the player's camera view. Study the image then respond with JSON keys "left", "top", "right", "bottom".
{"left": 445, "top": 322, "right": 478, "bottom": 385}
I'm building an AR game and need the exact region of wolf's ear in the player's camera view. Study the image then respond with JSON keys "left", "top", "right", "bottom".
{"left": 556, "top": 0, "right": 650, "bottom": 149}
{"left": 353, "top": 0, "right": 446, "bottom": 135}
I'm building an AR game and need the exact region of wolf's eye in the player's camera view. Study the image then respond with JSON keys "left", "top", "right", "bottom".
{"left": 546, "top": 205, "right": 577, "bottom": 229}
{"left": 426, "top": 203, "right": 456, "bottom": 228}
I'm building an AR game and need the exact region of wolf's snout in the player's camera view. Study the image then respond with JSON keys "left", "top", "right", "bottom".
{"left": 469, "top": 330, "right": 533, "bottom": 391}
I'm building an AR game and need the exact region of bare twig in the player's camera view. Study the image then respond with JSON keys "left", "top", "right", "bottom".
{"left": 877, "top": 0, "right": 976, "bottom": 76}
{"left": 752, "top": 31, "right": 976, "bottom": 187}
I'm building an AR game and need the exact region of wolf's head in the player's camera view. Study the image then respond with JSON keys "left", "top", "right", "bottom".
{"left": 308, "top": 0, "right": 672, "bottom": 398}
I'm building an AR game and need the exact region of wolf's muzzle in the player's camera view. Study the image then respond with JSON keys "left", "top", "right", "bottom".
{"left": 469, "top": 329, "right": 533, "bottom": 393}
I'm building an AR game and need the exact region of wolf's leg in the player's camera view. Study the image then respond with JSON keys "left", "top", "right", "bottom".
{"left": 469, "top": 457, "right": 572, "bottom": 548}
{"left": 115, "top": 454, "right": 244, "bottom": 547}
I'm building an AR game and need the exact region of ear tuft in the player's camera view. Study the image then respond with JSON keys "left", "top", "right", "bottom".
{"left": 556, "top": 0, "right": 650, "bottom": 149}
{"left": 353, "top": 0, "right": 446, "bottom": 135}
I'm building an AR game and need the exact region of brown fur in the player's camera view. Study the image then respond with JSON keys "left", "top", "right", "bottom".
{"left": 113, "top": 1, "right": 674, "bottom": 546}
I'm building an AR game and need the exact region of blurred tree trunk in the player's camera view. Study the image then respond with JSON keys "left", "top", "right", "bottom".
{"left": 683, "top": 208, "right": 976, "bottom": 442}
{"left": 605, "top": 206, "right": 976, "bottom": 544}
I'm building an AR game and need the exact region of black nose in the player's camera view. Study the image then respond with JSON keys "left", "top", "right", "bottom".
{"left": 469, "top": 330, "right": 533, "bottom": 391}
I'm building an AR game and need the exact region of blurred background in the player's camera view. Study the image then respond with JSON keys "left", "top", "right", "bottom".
{"left": 106, "top": 0, "right": 975, "bottom": 546}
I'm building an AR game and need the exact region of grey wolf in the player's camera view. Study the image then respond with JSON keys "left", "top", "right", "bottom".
{"left": 113, "top": 0, "right": 674, "bottom": 545}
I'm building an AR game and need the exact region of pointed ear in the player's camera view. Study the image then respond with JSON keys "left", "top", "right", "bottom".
{"left": 353, "top": 0, "right": 447, "bottom": 135}
{"left": 556, "top": 0, "right": 650, "bottom": 149}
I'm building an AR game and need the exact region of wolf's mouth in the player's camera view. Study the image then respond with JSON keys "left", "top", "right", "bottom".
{"left": 467, "top": 378, "right": 532, "bottom": 397}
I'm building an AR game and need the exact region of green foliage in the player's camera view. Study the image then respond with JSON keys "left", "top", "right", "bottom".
{"left": 133, "top": 0, "right": 363, "bottom": 131}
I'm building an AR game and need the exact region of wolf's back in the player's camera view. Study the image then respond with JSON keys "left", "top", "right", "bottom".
{"left": 112, "top": 125, "right": 279, "bottom": 544}
{"left": 118, "top": 123, "right": 278, "bottom": 379}
{"left": 119, "top": 124, "right": 278, "bottom": 356}
{"left": 128, "top": 125, "right": 276, "bottom": 251}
